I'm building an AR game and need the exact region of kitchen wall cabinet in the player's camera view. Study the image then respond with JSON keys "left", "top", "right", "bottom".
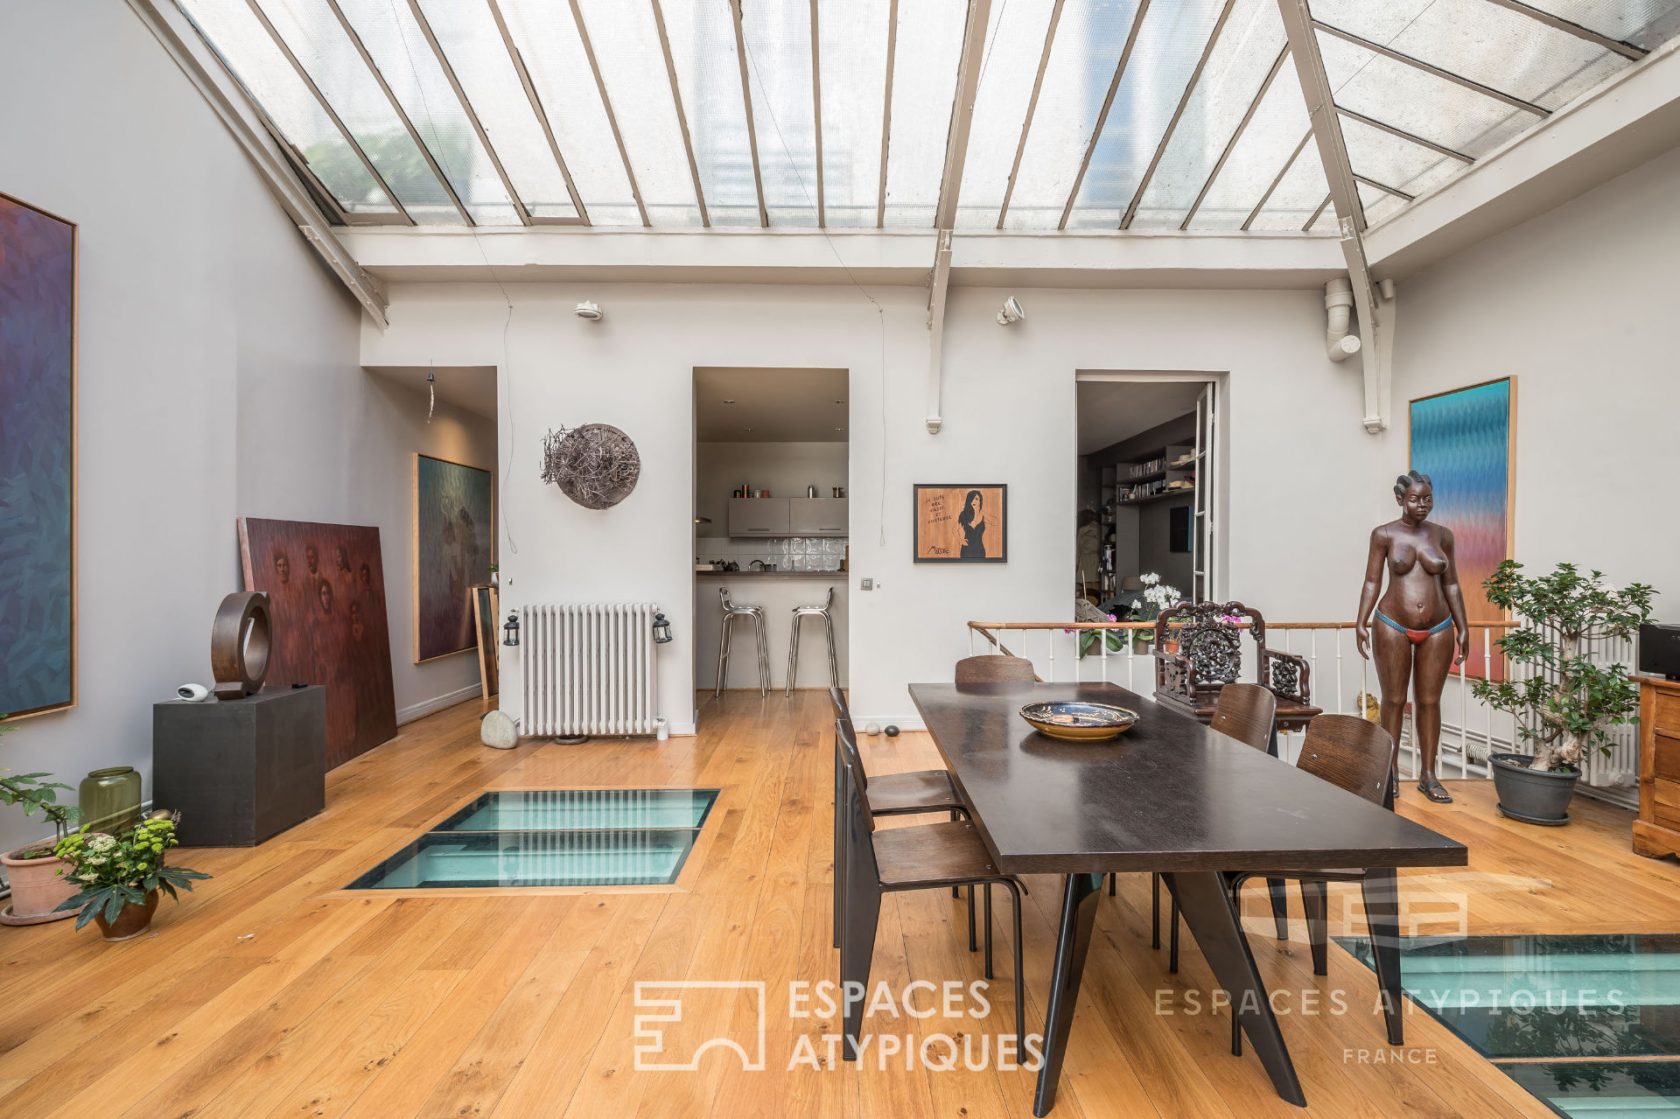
{"left": 789, "top": 497, "right": 848, "bottom": 536}
{"left": 728, "top": 497, "right": 790, "bottom": 537}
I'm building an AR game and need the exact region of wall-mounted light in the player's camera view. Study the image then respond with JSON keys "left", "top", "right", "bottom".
{"left": 575, "top": 300, "right": 603, "bottom": 321}
{"left": 502, "top": 612, "right": 521, "bottom": 647}
{"left": 996, "top": 296, "right": 1026, "bottom": 326}
{"left": 652, "top": 612, "right": 673, "bottom": 645}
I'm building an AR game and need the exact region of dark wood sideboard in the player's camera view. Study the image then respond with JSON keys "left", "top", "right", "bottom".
{"left": 1634, "top": 674, "right": 1680, "bottom": 859}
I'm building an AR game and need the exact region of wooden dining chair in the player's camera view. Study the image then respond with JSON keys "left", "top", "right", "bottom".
{"left": 953, "top": 655, "right": 1036, "bottom": 685}
{"left": 1178, "top": 714, "right": 1405, "bottom": 1053}
{"left": 830, "top": 689, "right": 975, "bottom": 952}
{"left": 834, "top": 715, "right": 1027, "bottom": 1054}
{"left": 1131, "top": 684, "right": 1279, "bottom": 953}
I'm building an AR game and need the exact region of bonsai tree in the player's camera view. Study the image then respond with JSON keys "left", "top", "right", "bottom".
{"left": 0, "top": 716, "right": 75, "bottom": 857}
{"left": 1471, "top": 561, "right": 1655, "bottom": 773}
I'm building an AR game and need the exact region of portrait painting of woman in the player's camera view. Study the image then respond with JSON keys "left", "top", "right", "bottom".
{"left": 914, "top": 485, "right": 1007, "bottom": 563}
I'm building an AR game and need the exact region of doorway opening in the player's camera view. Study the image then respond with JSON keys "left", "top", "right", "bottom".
{"left": 692, "top": 368, "right": 850, "bottom": 719}
{"left": 1075, "top": 373, "right": 1221, "bottom": 619}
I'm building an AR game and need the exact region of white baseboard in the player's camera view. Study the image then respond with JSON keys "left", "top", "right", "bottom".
{"left": 398, "top": 684, "right": 484, "bottom": 726}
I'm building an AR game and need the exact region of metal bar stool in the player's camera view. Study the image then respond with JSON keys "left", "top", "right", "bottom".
{"left": 786, "top": 586, "right": 839, "bottom": 696}
{"left": 715, "top": 587, "right": 769, "bottom": 698}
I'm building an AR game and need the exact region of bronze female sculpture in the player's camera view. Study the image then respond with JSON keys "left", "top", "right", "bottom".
{"left": 1356, "top": 470, "right": 1469, "bottom": 803}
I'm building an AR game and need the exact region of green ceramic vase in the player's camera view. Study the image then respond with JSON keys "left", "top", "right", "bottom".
{"left": 79, "top": 766, "right": 142, "bottom": 834}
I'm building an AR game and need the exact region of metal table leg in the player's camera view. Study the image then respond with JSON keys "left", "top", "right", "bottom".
{"left": 1032, "top": 873, "right": 1102, "bottom": 1116}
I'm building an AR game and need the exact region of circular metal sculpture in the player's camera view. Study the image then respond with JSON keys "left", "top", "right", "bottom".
{"left": 210, "top": 591, "right": 272, "bottom": 700}
{"left": 541, "top": 424, "right": 640, "bottom": 509}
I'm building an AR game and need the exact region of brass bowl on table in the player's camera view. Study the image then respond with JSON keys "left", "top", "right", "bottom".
{"left": 1019, "top": 701, "right": 1139, "bottom": 743}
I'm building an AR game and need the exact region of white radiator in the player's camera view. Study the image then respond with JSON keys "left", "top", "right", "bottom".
{"left": 521, "top": 603, "right": 661, "bottom": 736}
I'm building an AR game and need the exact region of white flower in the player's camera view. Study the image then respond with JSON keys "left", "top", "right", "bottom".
{"left": 78, "top": 871, "right": 98, "bottom": 882}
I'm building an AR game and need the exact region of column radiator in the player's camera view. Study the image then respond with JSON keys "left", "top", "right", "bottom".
{"left": 521, "top": 603, "right": 661, "bottom": 736}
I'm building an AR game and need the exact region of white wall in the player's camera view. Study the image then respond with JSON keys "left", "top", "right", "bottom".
{"left": 1388, "top": 142, "right": 1680, "bottom": 606}
{"left": 363, "top": 281, "right": 1391, "bottom": 729}
{"left": 0, "top": 1, "right": 486, "bottom": 854}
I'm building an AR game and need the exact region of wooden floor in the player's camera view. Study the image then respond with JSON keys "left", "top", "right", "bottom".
{"left": 3, "top": 691, "right": 1677, "bottom": 1118}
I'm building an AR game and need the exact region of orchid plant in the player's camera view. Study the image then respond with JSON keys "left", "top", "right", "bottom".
{"left": 1077, "top": 573, "right": 1184, "bottom": 657}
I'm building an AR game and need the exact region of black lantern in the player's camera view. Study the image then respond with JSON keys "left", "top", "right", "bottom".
{"left": 652, "top": 612, "right": 673, "bottom": 645}
{"left": 502, "top": 612, "right": 521, "bottom": 647}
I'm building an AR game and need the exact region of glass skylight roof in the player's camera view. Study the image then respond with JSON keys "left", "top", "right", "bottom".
{"left": 175, "top": 0, "right": 1680, "bottom": 233}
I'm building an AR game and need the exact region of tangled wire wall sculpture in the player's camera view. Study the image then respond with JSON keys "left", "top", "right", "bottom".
{"left": 540, "top": 424, "right": 641, "bottom": 509}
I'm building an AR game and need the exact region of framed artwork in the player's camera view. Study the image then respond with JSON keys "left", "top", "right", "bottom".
{"left": 913, "top": 485, "right": 1007, "bottom": 563}
{"left": 413, "top": 454, "right": 493, "bottom": 663}
{"left": 239, "top": 518, "right": 397, "bottom": 767}
{"left": 0, "top": 193, "right": 76, "bottom": 720}
{"left": 472, "top": 585, "right": 500, "bottom": 705}
{"left": 1409, "top": 377, "right": 1516, "bottom": 679}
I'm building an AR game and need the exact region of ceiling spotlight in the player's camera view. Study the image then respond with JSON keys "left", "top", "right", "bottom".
{"left": 996, "top": 296, "right": 1025, "bottom": 326}
{"left": 575, "top": 300, "right": 603, "bottom": 321}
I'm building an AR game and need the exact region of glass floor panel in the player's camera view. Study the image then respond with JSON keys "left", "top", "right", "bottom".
{"left": 433, "top": 788, "right": 719, "bottom": 833}
{"left": 1337, "top": 934, "right": 1680, "bottom": 1117}
{"left": 348, "top": 788, "right": 719, "bottom": 890}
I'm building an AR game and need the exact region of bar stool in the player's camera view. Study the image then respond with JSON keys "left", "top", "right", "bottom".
{"left": 786, "top": 586, "right": 839, "bottom": 696}
{"left": 715, "top": 587, "right": 769, "bottom": 698}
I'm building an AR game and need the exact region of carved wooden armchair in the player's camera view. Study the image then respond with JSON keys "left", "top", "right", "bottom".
{"left": 1152, "top": 601, "right": 1320, "bottom": 734}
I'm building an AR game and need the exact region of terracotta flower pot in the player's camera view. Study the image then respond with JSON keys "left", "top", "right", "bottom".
{"left": 0, "top": 846, "right": 78, "bottom": 925}
{"left": 92, "top": 890, "right": 160, "bottom": 942}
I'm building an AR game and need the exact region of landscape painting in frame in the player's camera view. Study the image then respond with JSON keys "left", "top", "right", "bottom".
{"left": 238, "top": 518, "right": 397, "bottom": 767}
{"left": 1409, "top": 377, "right": 1515, "bottom": 680}
{"left": 914, "top": 485, "right": 1007, "bottom": 563}
{"left": 0, "top": 193, "right": 76, "bottom": 720}
{"left": 413, "top": 454, "right": 493, "bottom": 663}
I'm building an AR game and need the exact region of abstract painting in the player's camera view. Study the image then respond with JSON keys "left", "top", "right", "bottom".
{"left": 413, "top": 454, "right": 493, "bottom": 663}
{"left": 238, "top": 518, "right": 397, "bottom": 767}
{"left": 0, "top": 193, "right": 76, "bottom": 720}
{"left": 1410, "top": 377, "right": 1516, "bottom": 679}
{"left": 914, "top": 485, "right": 1007, "bottom": 563}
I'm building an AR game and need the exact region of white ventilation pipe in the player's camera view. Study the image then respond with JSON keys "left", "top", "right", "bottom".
{"left": 1325, "top": 276, "right": 1362, "bottom": 362}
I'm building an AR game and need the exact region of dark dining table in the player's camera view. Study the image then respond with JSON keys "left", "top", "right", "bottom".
{"left": 907, "top": 681, "right": 1468, "bottom": 1115}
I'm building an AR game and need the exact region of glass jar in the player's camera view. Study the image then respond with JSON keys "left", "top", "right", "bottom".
{"left": 79, "top": 766, "right": 142, "bottom": 833}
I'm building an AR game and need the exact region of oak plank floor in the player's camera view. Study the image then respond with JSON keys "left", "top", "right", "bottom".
{"left": 3, "top": 691, "right": 1676, "bottom": 1118}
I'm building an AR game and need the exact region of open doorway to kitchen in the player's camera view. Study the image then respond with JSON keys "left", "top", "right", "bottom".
{"left": 1075, "top": 373, "right": 1222, "bottom": 623}
{"left": 692, "top": 368, "right": 850, "bottom": 718}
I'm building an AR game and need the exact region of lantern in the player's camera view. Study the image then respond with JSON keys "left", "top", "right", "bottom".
{"left": 502, "top": 612, "right": 521, "bottom": 648}
{"left": 652, "top": 612, "right": 673, "bottom": 645}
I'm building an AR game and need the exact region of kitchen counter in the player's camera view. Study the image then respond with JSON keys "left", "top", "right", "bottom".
{"left": 696, "top": 569, "right": 845, "bottom": 578}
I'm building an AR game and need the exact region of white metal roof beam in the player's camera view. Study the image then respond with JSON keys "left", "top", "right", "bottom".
{"left": 405, "top": 0, "right": 532, "bottom": 226}
{"left": 650, "top": 0, "right": 711, "bottom": 227}
{"left": 1335, "top": 106, "right": 1474, "bottom": 163}
{"left": 809, "top": 0, "right": 826, "bottom": 227}
{"left": 1122, "top": 0, "right": 1237, "bottom": 229}
{"left": 876, "top": 0, "right": 899, "bottom": 229}
{"left": 729, "top": 0, "right": 770, "bottom": 228}
{"left": 488, "top": 0, "right": 590, "bottom": 225}
{"left": 995, "top": 0, "right": 1065, "bottom": 229}
{"left": 926, "top": 0, "right": 992, "bottom": 434}
{"left": 322, "top": 0, "right": 471, "bottom": 225}
{"left": 1478, "top": 0, "right": 1647, "bottom": 60}
{"left": 126, "top": 0, "right": 388, "bottom": 325}
{"left": 1060, "top": 0, "right": 1152, "bottom": 230}
{"left": 1183, "top": 43, "right": 1290, "bottom": 230}
{"left": 568, "top": 0, "right": 651, "bottom": 227}
{"left": 1314, "top": 21, "right": 1550, "bottom": 117}
{"left": 1242, "top": 129, "right": 1311, "bottom": 230}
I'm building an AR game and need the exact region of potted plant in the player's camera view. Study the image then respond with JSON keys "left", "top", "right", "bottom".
{"left": 1471, "top": 561, "right": 1656, "bottom": 826}
{"left": 53, "top": 811, "right": 210, "bottom": 941}
{"left": 1135, "top": 573, "right": 1183, "bottom": 654}
{"left": 0, "top": 715, "right": 80, "bottom": 924}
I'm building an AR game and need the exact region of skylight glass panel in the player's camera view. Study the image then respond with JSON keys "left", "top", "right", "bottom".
{"left": 882, "top": 0, "right": 967, "bottom": 227}
{"left": 1520, "top": 1, "right": 1680, "bottom": 49}
{"left": 1316, "top": 29, "right": 1533, "bottom": 160}
{"left": 178, "top": 0, "right": 397, "bottom": 216}
{"left": 574, "top": 0, "right": 702, "bottom": 226}
{"left": 816, "top": 0, "right": 888, "bottom": 228}
{"left": 662, "top": 0, "right": 759, "bottom": 227}
{"left": 499, "top": 0, "right": 642, "bottom": 226}
{"left": 1188, "top": 55, "right": 1310, "bottom": 231}
{"left": 952, "top": 0, "right": 1057, "bottom": 229}
{"left": 1064, "top": 0, "right": 1226, "bottom": 231}
{"left": 1004, "top": 0, "right": 1146, "bottom": 231}
{"left": 253, "top": 0, "right": 458, "bottom": 224}
{"left": 1310, "top": 0, "right": 1625, "bottom": 111}
{"left": 1246, "top": 137, "right": 1329, "bottom": 231}
{"left": 1338, "top": 114, "right": 1460, "bottom": 202}
{"left": 1130, "top": 0, "right": 1284, "bottom": 229}
{"left": 333, "top": 0, "right": 521, "bottom": 224}
{"left": 739, "top": 0, "right": 819, "bottom": 227}
{"left": 412, "top": 0, "right": 576, "bottom": 221}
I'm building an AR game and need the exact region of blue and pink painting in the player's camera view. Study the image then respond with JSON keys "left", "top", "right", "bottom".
{"left": 1409, "top": 377, "right": 1515, "bottom": 678}
{"left": 413, "top": 454, "right": 493, "bottom": 663}
{"left": 0, "top": 194, "right": 75, "bottom": 719}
